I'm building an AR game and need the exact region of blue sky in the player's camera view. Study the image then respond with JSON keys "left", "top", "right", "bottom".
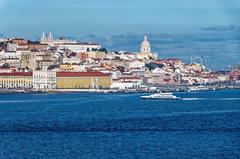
{"left": 0, "top": 0, "right": 240, "bottom": 37}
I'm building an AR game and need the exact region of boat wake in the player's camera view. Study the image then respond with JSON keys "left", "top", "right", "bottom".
{"left": 182, "top": 98, "right": 240, "bottom": 101}
{"left": 182, "top": 98, "right": 206, "bottom": 101}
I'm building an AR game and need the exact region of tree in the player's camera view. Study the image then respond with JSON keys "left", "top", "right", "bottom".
{"left": 145, "top": 63, "right": 157, "bottom": 70}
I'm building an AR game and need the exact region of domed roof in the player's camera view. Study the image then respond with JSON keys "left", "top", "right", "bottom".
{"left": 140, "top": 35, "right": 151, "bottom": 53}
{"left": 141, "top": 35, "right": 150, "bottom": 47}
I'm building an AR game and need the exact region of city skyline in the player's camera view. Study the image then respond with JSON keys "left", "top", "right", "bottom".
{"left": 1, "top": 26, "right": 240, "bottom": 70}
{"left": 0, "top": 0, "right": 240, "bottom": 70}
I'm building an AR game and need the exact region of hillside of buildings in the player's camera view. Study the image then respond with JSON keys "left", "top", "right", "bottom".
{"left": 0, "top": 33, "right": 240, "bottom": 92}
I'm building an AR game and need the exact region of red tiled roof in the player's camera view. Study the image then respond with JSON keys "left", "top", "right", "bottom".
{"left": 0, "top": 72, "right": 32, "bottom": 76}
{"left": 38, "top": 60, "right": 53, "bottom": 62}
{"left": 57, "top": 72, "right": 109, "bottom": 77}
{"left": 17, "top": 48, "right": 30, "bottom": 51}
{"left": 230, "top": 71, "right": 240, "bottom": 76}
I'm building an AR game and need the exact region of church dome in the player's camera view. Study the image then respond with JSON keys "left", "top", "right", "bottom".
{"left": 140, "top": 35, "right": 151, "bottom": 53}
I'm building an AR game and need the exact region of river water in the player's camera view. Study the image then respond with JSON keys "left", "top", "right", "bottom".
{"left": 0, "top": 90, "right": 239, "bottom": 158}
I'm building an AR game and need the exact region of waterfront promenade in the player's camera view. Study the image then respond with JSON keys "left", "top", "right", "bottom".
{"left": 0, "top": 82, "right": 240, "bottom": 94}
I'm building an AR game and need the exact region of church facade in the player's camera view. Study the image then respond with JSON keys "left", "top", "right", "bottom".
{"left": 40, "top": 32, "right": 77, "bottom": 46}
{"left": 138, "top": 35, "right": 158, "bottom": 60}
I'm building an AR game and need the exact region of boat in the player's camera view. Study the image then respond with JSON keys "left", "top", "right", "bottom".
{"left": 141, "top": 92, "right": 181, "bottom": 100}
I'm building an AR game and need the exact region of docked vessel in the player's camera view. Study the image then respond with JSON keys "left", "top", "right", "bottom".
{"left": 141, "top": 92, "right": 181, "bottom": 100}
{"left": 188, "top": 85, "right": 211, "bottom": 92}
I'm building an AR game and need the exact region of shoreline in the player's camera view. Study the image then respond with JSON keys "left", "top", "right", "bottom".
{"left": 0, "top": 85, "right": 240, "bottom": 94}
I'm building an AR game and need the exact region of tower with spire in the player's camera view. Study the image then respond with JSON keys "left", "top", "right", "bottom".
{"left": 48, "top": 32, "right": 53, "bottom": 41}
{"left": 40, "top": 32, "right": 54, "bottom": 46}
{"left": 41, "top": 32, "right": 46, "bottom": 42}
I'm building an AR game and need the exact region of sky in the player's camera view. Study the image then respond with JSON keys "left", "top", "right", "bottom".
{"left": 0, "top": 0, "right": 240, "bottom": 37}
{"left": 0, "top": 0, "right": 240, "bottom": 70}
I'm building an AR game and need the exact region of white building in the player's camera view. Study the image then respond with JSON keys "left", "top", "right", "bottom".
{"left": 105, "top": 52, "right": 116, "bottom": 59}
{"left": 128, "top": 59, "right": 145, "bottom": 69}
{"left": 2, "top": 51, "right": 22, "bottom": 59}
{"left": 6, "top": 43, "right": 18, "bottom": 52}
{"left": 62, "top": 57, "right": 81, "bottom": 64}
{"left": 55, "top": 43, "right": 101, "bottom": 53}
{"left": 125, "top": 53, "right": 137, "bottom": 60}
{"left": 111, "top": 77, "right": 142, "bottom": 90}
{"left": 111, "top": 70, "right": 122, "bottom": 79}
{"left": 216, "top": 74, "right": 230, "bottom": 82}
{"left": 40, "top": 32, "right": 101, "bottom": 52}
{"left": 0, "top": 38, "right": 10, "bottom": 42}
{"left": 40, "top": 32, "right": 77, "bottom": 46}
{"left": 33, "top": 70, "right": 56, "bottom": 90}
{"left": 118, "top": 53, "right": 131, "bottom": 61}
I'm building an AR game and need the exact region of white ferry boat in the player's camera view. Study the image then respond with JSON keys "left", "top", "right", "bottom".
{"left": 141, "top": 92, "right": 181, "bottom": 100}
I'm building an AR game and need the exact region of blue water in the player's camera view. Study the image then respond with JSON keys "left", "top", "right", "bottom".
{"left": 0, "top": 90, "right": 240, "bottom": 158}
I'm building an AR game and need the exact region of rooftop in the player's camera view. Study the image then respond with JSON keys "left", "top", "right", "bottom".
{"left": 0, "top": 72, "right": 32, "bottom": 76}
{"left": 57, "top": 72, "right": 109, "bottom": 77}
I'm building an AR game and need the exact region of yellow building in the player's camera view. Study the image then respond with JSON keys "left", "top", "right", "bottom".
{"left": 59, "top": 64, "right": 83, "bottom": 71}
{"left": 0, "top": 72, "right": 33, "bottom": 89}
{"left": 56, "top": 72, "right": 112, "bottom": 89}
